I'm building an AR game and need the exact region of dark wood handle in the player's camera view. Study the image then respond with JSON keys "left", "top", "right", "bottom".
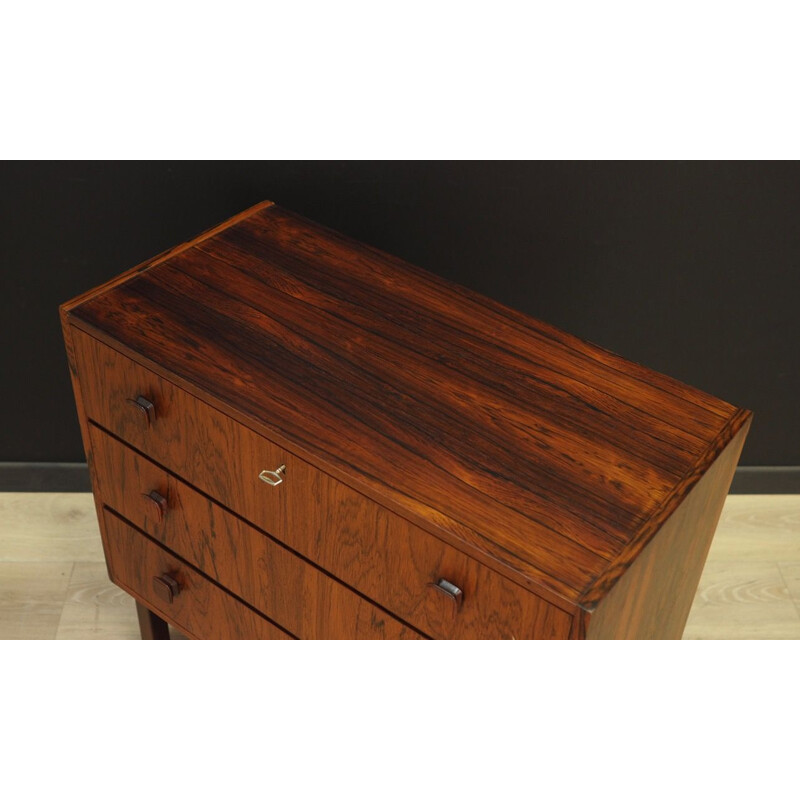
{"left": 143, "top": 490, "right": 168, "bottom": 521}
{"left": 429, "top": 578, "right": 464, "bottom": 614}
{"left": 126, "top": 395, "right": 156, "bottom": 426}
{"left": 152, "top": 574, "right": 180, "bottom": 604}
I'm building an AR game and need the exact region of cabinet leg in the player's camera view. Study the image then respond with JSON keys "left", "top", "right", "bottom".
{"left": 136, "top": 602, "right": 170, "bottom": 640}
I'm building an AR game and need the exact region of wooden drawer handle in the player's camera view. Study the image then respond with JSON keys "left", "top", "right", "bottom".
{"left": 143, "top": 490, "right": 168, "bottom": 521}
{"left": 152, "top": 574, "right": 180, "bottom": 604}
{"left": 429, "top": 578, "right": 464, "bottom": 612}
{"left": 258, "top": 465, "right": 286, "bottom": 487}
{"left": 126, "top": 395, "right": 156, "bottom": 426}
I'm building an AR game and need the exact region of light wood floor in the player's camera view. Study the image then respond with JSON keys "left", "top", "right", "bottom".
{"left": 1, "top": 492, "right": 798, "bottom": 639}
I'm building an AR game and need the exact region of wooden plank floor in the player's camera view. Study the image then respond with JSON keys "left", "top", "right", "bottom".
{"left": 1, "top": 492, "right": 798, "bottom": 639}
{"left": 0, "top": 493, "right": 187, "bottom": 640}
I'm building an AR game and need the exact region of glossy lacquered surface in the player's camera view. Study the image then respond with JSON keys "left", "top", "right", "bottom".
{"left": 72, "top": 327, "right": 571, "bottom": 639}
{"left": 89, "top": 424, "right": 422, "bottom": 640}
{"left": 102, "top": 509, "right": 292, "bottom": 640}
{"left": 67, "top": 201, "right": 751, "bottom": 609}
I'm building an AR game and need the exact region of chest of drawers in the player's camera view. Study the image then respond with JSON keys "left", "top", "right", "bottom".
{"left": 60, "top": 200, "right": 751, "bottom": 639}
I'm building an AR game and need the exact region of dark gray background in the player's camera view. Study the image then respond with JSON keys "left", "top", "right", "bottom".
{"left": 1, "top": 161, "right": 797, "bottom": 467}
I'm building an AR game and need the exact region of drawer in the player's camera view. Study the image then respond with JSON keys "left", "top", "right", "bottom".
{"left": 90, "top": 424, "right": 422, "bottom": 639}
{"left": 102, "top": 509, "right": 291, "bottom": 640}
{"left": 75, "top": 327, "right": 574, "bottom": 639}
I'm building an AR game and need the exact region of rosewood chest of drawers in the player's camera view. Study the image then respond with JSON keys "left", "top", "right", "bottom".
{"left": 60, "top": 201, "right": 751, "bottom": 639}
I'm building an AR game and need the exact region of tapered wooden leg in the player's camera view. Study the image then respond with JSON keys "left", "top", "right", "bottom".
{"left": 136, "top": 601, "right": 170, "bottom": 640}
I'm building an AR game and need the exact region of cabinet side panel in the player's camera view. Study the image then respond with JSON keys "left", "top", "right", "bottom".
{"left": 59, "top": 313, "right": 114, "bottom": 572}
{"left": 585, "top": 421, "right": 750, "bottom": 640}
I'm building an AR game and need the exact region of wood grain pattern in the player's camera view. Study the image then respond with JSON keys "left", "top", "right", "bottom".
{"left": 584, "top": 421, "right": 750, "bottom": 638}
{"left": 89, "top": 424, "right": 423, "bottom": 640}
{"left": 102, "top": 510, "right": 292, "bottom": 640}
{"left": 5, "top": 492, "right": 798, "bottom": 640}
{"left": 578, "top": 407, "right": 751, "bottom": 608}
{"left": 0, "top": 493, "right": 104, "bottom": 563}
{"left": 684, "top": 561, "right": 800, "bottom": 639}
{"left": 774, "top": 563, "right": 800, "bottom": 626}
{"left": 694, "top": 495, "right": 800, "bottom": 562}
{"left": 59, "top": 306, "right": 117, "bottom": 580}
{"left": 66, "top": 202, "right": 751, "bottom": 610}
{"left": 59, "top": 200, "right": 275, "bottom": 317}
{"left": 71, "top": 325, "right": 586, "bottom": 616}
{"left": 0, "top": 562, "right": 74, "bottom": 639}
{"left": 55, "top": 561, "right": 140, "bottom": 640}
{"left": 58, "top": 202, "right": 276, "bottom": 608}
{"left": 73, "top": 330, "right": 573, "bottom": 638}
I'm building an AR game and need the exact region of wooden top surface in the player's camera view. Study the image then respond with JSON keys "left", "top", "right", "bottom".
{"left": 66, "top": 201, "right": 751, "bottom": 608}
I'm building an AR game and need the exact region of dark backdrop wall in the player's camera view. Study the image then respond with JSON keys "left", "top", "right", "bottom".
{"left": 1, "top": 161, "right": 798, "bottom": 467}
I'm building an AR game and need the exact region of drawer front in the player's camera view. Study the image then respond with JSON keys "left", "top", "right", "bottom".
{"left": 102, "top": 509, "right": 291, "bottom": 640}
{"left": 90, "top": 424, "right": 422, "bottom": 640}
{"left": 75, "top": 328, "right": 574, "bottom": 639}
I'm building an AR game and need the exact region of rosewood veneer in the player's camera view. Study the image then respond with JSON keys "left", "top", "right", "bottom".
{"left": 60, "top": 201, "right": 751, "bottom": 639}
